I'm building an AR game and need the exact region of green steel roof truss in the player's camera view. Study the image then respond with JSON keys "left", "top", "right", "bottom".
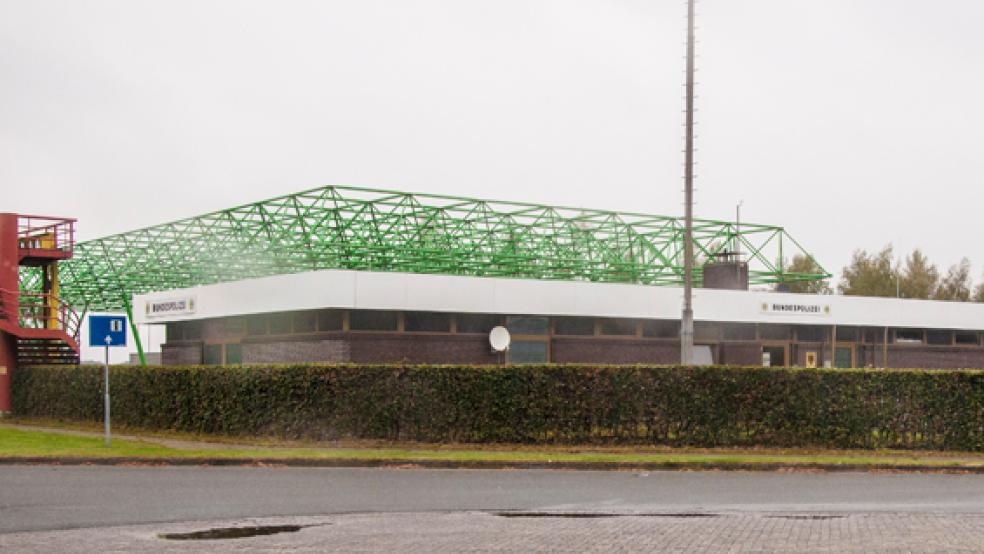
{"left": 20, "top": 185, "right": 829, "bottom": 312}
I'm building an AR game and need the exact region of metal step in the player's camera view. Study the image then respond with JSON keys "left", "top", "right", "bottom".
{"left": 16, "top": 338, "right": 80, "bottom": 366}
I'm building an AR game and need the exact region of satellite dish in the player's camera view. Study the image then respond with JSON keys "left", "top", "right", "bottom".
{"left": 489, "top": 326, "right": 511, "bottom": 352}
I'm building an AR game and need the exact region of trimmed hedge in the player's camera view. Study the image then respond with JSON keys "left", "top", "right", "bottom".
{"left": 12, "top": 364, "right": 984, "bottom": 451}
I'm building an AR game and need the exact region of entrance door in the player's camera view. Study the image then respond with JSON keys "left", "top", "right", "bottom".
{"left": 834, "top": 346, "right": 854, "bottom": 368}
{"left": 762, "top": 345, "right": 787, "bottom": 367}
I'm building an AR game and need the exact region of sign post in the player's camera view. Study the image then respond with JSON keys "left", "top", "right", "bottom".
{"left": 89, "top": 315, "right": 127, "bottom": 447}
{"left": 104, "top": 336, "right": 110, "bottom": 447}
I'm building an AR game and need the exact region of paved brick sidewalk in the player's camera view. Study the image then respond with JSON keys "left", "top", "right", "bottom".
{"left": 3, "top": 511, "right": 982, "bottom": 553}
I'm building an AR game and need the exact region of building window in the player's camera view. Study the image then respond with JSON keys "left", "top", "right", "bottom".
{"left": 224, "top": 317, "right": 245, "bottom": 335}
{"left": 225, "top": 343, "right": 242, "bottom": 365}
{"left": 350, "top": 310, "right": 399, "bottom": 331}
{"left": 269, "top": 313, "right": 292, "bottom": 335}
{"left": 759, "top": 324, "right": 792, "bottom": 341}
{"left": 404, "top": 311, "right": 451, "bottom": 332}
{"left": 643, "top": 320, "right": 678, "bottom": 338}
{"left": 507, "top": 316, "right": 549, "bottom": 336}
{"left": 796, "top": 326, "right": 825, "bottom": 343}
{"left": 293, "top": 311, "right": 317, "bottom": 333}
{"left": 598, "top": 318, "right": 638, "bottom": 336}
{"left": 895, "top": 329, "right": 924, "bottom": 344}
{"left": 457, "top": 313, "right": 501, "bottom": 334}
{"left": 694, "top": 321, "right": 722, "bottom": 341}
{"left": 723, "top": 323, "right": 756, "bottom": 341}
{"left": 926, "top": 330, "right": 952, "bottom": 345}
{"left": 554, "top": 317, "right": 595, "bottom": 336}
{"left": 247, "top": 316, "right": 268, "bottom": 336}
{"left": 317, "top": 310, "right": 343, "bottom": 332}
{"left": 836, "top": 327, "right": 859, "bottom": 342}
{"left": 508, "top": 341, "right": 549, "bottom": 363}
{"left": 955, "top": 331, "right": 979, "bottom": 345}
{"left": 184, "top": 320, "right": 204, "bottom": 340}
{"left": 166, "top": 322, "right": 183, "bottom": 341}
{"left": 862, "top": 327, "right": 885, "bottom": 344}
{"left": 203, "top": 344, "right": 222, "bottom": 365}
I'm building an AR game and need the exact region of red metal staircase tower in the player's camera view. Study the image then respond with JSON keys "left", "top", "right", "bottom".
{"left": 0, "top": 213, "right": 81, "bottom": 413}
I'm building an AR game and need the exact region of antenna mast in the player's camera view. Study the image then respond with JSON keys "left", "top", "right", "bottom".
{"left": 681, "top": 0, "right": 697, "bottom": 364}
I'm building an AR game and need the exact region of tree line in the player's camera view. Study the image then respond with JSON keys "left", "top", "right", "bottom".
{"left": 780, "top": 246, "right": 984, "bottom": 301}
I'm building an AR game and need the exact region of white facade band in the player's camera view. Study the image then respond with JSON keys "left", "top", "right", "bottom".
{"left": 133, "top": 269, "right": 984, "bottom": 332}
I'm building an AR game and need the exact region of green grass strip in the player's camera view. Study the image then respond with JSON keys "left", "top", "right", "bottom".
{"left": 3, "top": 427, "right": 984, "bottom": 468}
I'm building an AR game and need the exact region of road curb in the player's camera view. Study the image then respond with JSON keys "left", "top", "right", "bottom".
{"left": 1, "top": 456, "right": 982, "bottom": 473}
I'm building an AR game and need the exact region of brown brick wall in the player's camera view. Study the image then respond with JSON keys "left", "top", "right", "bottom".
{"left": 161, "top": 331, "right": 984, "bottom": 369}
{"left": 242, "top": 339, "right": 349, "bottom": 364}
{"left": 702, "top": 262, "right": 749, "bottom": 290}
{"left": 347, "top": 333, "right": 498, "bottom": 364}
{"left": 719, "top": 342, "right": 761, "bottom": 366}
{"left": 550, "top": 338, "right": 679, "bottom": 364}
{"left": 884, "top": 345, "right": 984, "bottom": 369}
{"left": 162, "top": 343, "right": 202, "bottom": 365}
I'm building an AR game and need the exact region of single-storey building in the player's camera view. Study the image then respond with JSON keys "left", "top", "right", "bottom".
{"left": 136, "top": 268, "right": 984, "bottom": 369}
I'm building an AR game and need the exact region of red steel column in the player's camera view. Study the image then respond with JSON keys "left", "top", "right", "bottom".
{"left": 0, "top": 333, "right": 14, "bottom": 413}
{"left": 0, "top": 213, "right": 20, "bottom": 413}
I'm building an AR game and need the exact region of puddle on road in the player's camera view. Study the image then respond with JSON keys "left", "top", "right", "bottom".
{"left": 158, "top": 524, "right": 307, "bottom": 540}
{"left": 496, "top": 512, "right": 719, "bottom": 519}
{"left": 766, "top": 515, "right": 846, "bottom": 521}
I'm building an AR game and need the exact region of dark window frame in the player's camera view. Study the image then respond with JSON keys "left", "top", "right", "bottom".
{"left": 759, "top": 324, "right": 792, "bottom": 341}
{"left": 955, "top": 331, "right": 980, "bottom": 346}
{"left": 292, "top": 311, "right": 317, "bottom": 334}
{"left": 926, "top": 329, "right": 953, "bottom": 346}
{"left": 268, "top": 313, "right": 292, "bottom": 335}
{"left": 224, "top": 317, "right": 246, "bottom": 335}
{"left": 349, "top": 310, "right": 400, "bottom": 332}
{"left": 723, "top": 323, "right": 756, "bottom": 341}
{"left": 836, "top": 326, "right": 860, "bottom": 342}
{"left": 598, "top": 318, "right": 639, "bottom": 337}
{"left": 317, "top": 310, "right": 344, "bottom": 332}
{"left": 246, "top": 315, "right": 268, "bottom": 336}
{"left": 643, "top": 319, "right": 679, "bottom": 339}
{"left": 553, "top": 317, "right": 596, "bottom": 336}
{"left": 895, "top": 328, "right": 925, "bottom": 344}
{"left": 506, "top": 315, "right": 549, "bottom": 336}
{"left": 456, "top": 313, "right": 502, "bottom": 335}
{"left": 404, "top": 311, "right": 452, "bottom": 333}
{"left": 183, "top": 320, "right": 204, "bottom": 341}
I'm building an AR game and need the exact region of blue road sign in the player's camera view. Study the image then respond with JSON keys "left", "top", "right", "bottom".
{"left": 89, "top": 315, "right": 127, "bottom": 348}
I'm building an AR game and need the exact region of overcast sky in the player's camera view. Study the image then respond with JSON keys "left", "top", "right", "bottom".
{"left": 3, "top": 0, "right": 983, "bottom": 283}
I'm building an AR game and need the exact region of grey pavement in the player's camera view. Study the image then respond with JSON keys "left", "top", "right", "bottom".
{"left": 3, "top": 466, "right": 984, "bottom": 552}
{"left": 2, "top": 512, "right": 984, "bottom": 553}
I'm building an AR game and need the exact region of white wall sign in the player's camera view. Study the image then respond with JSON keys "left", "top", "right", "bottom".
{"left": 761, "top": 302, "right": 830, "bottom": 316}
{"left": 146, "top": 296, "right": 196, "bottom": 318}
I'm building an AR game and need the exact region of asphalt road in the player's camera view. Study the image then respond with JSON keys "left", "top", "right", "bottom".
{"left": 3, "top": 466, "right": 984, "bottom": 534}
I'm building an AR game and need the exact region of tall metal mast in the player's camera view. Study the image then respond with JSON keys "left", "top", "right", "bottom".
{"left": 680, "top": 0, "right": 697, "bottom": 364}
